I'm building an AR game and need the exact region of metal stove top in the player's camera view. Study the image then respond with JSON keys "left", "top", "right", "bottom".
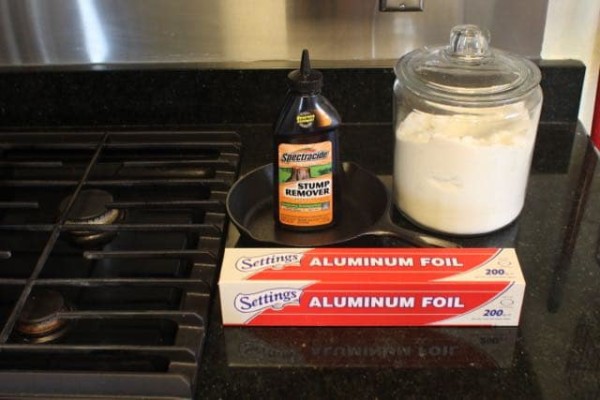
{"left": 0, "top": 130, "right": 241, "bottom": 399}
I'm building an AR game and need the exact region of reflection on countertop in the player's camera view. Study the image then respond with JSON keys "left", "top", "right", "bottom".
{"left": 224, "top": 325, "right": 518, "bottom": 369}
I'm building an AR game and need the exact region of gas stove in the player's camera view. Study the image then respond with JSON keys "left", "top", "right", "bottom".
{"left": 0, "top": 130, "right": 240, "bottom": 399}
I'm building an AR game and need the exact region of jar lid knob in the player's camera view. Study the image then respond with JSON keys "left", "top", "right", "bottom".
{"left": 447, "top": 25, "right": 491, "bottom": 60}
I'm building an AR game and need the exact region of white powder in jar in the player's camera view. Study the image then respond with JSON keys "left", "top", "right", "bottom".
{"left": 393, "top": 103, "right": 540, "bottom": 235}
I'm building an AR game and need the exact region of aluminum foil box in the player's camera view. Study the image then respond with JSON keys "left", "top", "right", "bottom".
{"left": 218, "top": 248, "right": 525, "bottom": 326}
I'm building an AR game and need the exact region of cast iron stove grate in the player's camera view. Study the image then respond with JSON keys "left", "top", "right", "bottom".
{"left": 0, "top": 130, "right": 241, "bottom": 399}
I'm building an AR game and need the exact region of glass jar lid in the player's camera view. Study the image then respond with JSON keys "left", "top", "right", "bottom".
{"left": 395, "top": 24, "right": 541, "bottom": 106}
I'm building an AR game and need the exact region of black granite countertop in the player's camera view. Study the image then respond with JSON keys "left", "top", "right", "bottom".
{"left": 0, "top": 61, "right": 596, "bottom": 399}
{"left": 197, "top": 121, "right": 600, "bottom": 399}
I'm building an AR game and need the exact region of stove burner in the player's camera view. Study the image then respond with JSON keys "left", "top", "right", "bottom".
{"left": 59, "top": 189, "right": 122, "bottom": 246}
{"left": 0, "top": 130, "right": 240, "bottom": 398}
{"left": 15, "top": 289, "right": 71, "bottom": 344}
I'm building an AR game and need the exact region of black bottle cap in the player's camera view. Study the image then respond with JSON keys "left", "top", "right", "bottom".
{"left": 287, "top": 49, "right": 323, "bottom": 93}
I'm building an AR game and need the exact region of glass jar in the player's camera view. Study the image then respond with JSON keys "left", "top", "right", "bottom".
{"left": 393, "top": 24, "right": 543, "bottom": 235}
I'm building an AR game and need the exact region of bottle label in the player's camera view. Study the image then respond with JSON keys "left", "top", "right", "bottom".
{"left": 278, "top": 140, "right": 333, "bottom": 227}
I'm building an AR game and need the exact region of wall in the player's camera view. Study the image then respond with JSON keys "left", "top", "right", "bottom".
{"left": 7, "top": 0, "right": 596, "bottom": 129}
{"left": 542, "top": 0, "right": 600, "bottom": 132}
{"left": 0, "top": 0, "right": 547, "bottom": 65}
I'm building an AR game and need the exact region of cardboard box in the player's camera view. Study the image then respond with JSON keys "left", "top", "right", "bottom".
{"left": 218, "top": 248, "right": 525, "bottom": 326}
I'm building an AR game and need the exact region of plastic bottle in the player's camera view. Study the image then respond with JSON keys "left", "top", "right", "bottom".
{"left": 273, "top": 49, "right": 341, "bottom": 231}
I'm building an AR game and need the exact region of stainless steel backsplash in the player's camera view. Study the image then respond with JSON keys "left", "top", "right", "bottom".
{"left": 0, "top": 0, "right": 548, "bottom": 67}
